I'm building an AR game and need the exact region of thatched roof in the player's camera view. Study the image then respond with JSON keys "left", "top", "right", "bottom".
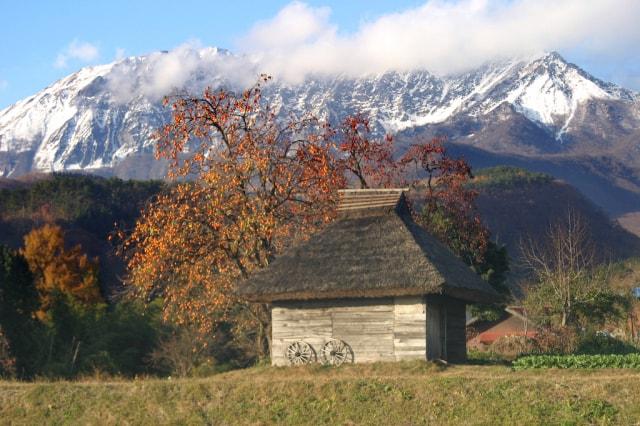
{"left": 238, "top": 189, "right": 499, "bottom": 304}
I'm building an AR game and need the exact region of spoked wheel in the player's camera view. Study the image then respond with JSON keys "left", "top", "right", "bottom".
{"left": 285, "top": 341, "right": 316, "bottom": 365}
{"left": 320, "top": 339, "right": 354, "bottom": 366}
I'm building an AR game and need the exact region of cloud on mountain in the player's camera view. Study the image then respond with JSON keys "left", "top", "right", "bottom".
{"left": 106, "top": 41, "right": 259, "bottom": 103}
{"left": 238, "top": 0, "right": 640, "bottom": 82}
{"left": 54, "top": 40, "right": 100, "bottom": 69}
{"left": 104, "top": 0, "right": 640, "bottom": 103}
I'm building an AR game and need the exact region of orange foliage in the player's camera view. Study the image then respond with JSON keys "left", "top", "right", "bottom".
{"left": 122, "top": 77, "right": 346, "bottom": 339}
{"left": 401, "top": 138, "right": 489, "bottom": 265}
{"left": 21, "top": 224, "right": 102, "bottom": 318}
{"left": 333, "top": 114, "right": 400, "bottom": 189}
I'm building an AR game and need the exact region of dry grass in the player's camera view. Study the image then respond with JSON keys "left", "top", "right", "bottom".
{"left": 1, "top": 361, "right": 640, "bottom": 425}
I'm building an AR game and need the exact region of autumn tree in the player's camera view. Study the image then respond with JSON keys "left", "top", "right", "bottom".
{"left": 399, "top": 138, "right": 509, "bottom": 320}
{"left": 122, "top": 77, "right": 347, "bottom": 357}
{"left": 334, "top": 129, "right": 497, "bottom": 276}
{"left": 334, "top": 120, "right": 495, "bottom": 273}
{"left": 401, "top": 138, "right": 490, "bottom": 266}
{"left": 21, "top": 224, "right": 102, "bottom": 317}
{"left": 334, "top": 114, "right": 399, "bottom": 189}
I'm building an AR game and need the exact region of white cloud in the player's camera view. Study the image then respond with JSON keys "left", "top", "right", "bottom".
{"left": 106, "top": 41, "right": 259, "bottom": 103}
{"left": 54, "top": 39, "right": 100, "bottom": 69}
{"left": 235, "top": 0, "right": 640, "bottom": 81}
{"left": 104, "top": 0, "right": 640, "bottom": 104}
{"left": 238, "top": 1, "right": 335, "bottom": 51}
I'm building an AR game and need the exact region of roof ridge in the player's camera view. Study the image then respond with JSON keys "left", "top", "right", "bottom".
{"left": 337, "top": 188, "right": 409, "bottom": 217}
{"left": 338, "top": 188, "right": 409, "bottom": 193}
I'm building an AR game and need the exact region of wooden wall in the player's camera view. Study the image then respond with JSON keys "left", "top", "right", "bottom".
{"left": 272, "top": 296, "right": 426, "bottom": 365}
{"left": 445, "top": 298, "right": 467, "bottom": 363}
{"left": 393, "top": 296, "right": 427, "bottom": 360}
{"left": 271, "top": 295, "right": 466, "bottom": 365}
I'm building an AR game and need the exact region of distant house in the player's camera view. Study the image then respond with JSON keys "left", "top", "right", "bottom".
{"left": 466, "top": 306, "right": 536, "bottom": 349}
{"left": 238, "top": 189, "right": 499, "bottom": 366}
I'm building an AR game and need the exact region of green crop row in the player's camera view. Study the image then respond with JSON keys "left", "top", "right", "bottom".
{"left": 513, "top": 353, "right": 640, "bottom": 370}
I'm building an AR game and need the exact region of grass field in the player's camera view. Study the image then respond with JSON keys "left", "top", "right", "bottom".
{"left": 1, "top": 361, "right": 640, "bottom": 425}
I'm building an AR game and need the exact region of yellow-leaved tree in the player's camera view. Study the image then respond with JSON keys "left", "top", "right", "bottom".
{"left": 21, "top": 224, "right": 102, "bottom": 318}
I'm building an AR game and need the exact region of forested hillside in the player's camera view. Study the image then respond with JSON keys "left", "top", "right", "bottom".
{"left": 473, "top": 166, "right": 640, "bottom": 263}
{"left": 0, "top": 174, "right": 164, "bottom": 293}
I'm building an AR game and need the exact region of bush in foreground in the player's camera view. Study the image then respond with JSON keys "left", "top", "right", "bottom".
{"left": 513, "top": 353, "right": 640, "bottom": 370}
{"left": 576, "top": 331, "right": 639, "bottom": 355}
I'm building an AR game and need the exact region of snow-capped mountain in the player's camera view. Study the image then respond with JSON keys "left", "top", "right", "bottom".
{"left": 0, "top": 49, "right": 638, "bottom": 183}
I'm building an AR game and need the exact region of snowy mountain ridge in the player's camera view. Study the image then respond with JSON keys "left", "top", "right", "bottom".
{"left": 0, "top": 48, "right": 637, "bottom": 178}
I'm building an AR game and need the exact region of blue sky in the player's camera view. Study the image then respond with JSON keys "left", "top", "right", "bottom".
{"left": 1, "top": 0, "right": 639, "bottom": 109}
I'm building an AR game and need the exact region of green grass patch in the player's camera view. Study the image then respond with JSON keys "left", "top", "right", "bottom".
{"left": 513, "top": 353, "right": 640, "bottom": 370}
{"left": 2, "top": 362, "right": 640, "bottom": 425}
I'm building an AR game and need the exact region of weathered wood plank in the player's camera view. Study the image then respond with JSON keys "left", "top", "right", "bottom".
{"left": 393, "top": 296, "right": 426, "bottom": 361}
{"left": 426, "top": 301, "right": 443, "bottom": 360}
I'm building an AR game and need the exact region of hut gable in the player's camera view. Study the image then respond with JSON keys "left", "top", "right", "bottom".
{"left": 238, "top": 189, "right": 498, "bottom": 304}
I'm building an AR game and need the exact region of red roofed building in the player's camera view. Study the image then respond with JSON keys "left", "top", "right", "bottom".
{"left": 467, "top": 306, "right": 536, "bottom": 349}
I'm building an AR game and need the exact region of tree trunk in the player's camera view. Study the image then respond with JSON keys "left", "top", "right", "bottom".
{"left": 252, "top": 303, "right": 272, "bottom": 362}
{"left": 561, "top": 298, "right": 572, "bottom": 328}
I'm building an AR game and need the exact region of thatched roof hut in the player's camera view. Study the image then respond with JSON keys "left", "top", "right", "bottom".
{"left": 238, "top": 189, "right": 499, "bottom": 366}
{"left": 240, "top": 189, "right": 497, "bottom": 304}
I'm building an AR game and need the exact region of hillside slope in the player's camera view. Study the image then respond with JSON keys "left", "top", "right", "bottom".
{"left": 472, "top": 167, "right": 640, "bottom": 289}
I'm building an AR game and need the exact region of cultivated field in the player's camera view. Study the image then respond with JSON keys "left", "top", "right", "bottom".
{"left": 1, "top": 361, "right": 640, "bottom": 425}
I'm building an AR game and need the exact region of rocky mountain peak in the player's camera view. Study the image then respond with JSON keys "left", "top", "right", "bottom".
{"left": 0, "top": 49, "right": 637, "bottom": 180}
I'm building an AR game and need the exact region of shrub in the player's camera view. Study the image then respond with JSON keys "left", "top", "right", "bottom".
{"left": 513, "top": 353, "right": 640, "bottom": 370}
{"left": 489, "top": 335, "right": 540, "bottom": 359}
{"left": 149, "top": 326, "right": 217, "bottom": 377}
{"left": 576, "top": 332, "right": 638, "bottom": 355}
{"left": 533, "top": 326, "right": 578, "bottom": 354}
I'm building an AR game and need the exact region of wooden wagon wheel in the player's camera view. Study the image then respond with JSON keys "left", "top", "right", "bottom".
{"left": 285, "top": 341, "right": 316, "bottom": 365}
{"left": 320, "top": 339, "right": 354, "bottom": 366}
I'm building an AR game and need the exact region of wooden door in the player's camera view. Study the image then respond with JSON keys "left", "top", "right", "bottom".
{"left": 426, "top": 301, "right": 447, "bottom": 360}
